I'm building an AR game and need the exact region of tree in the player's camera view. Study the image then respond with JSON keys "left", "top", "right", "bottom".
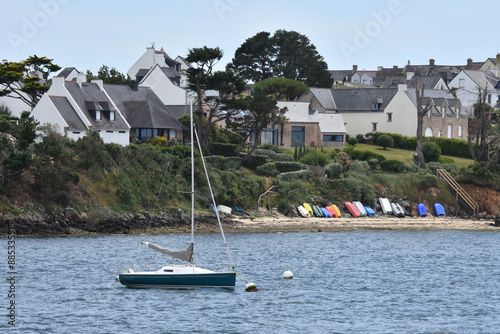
{"left": 423, "top": 141, "right": 441, "bottom": 162}
{"left": 376, "top": 134, "right": 394, "bottom": 150}
{"left": 86, "top": 65, "right": 131, "bottom": 85}
{"left": 227, "top": 92, "right": 284, "bottom": 164}
{"left": 185, "top": 46, "right": 224, "bottom": 145}
{"left": 468, "top": 85, "right": 499, "bottom": 163}
{"left": 253, "top": 77, "right": 309, "bottom": 101}
{"left": 229, "top": 30, "right": 333, "bottom": 87}
{"left": 0, "top": 55, "right": 61, "bottom": 110}
{"left": 414, "top": 80, "right": 432, "bottom": 168}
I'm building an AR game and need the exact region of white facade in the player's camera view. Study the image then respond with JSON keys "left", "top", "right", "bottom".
{"left": 448, "top": 70, "right": 500, "bottom": 115}
{"left": 139, "top": 64, "right": 188, "bottom": 105}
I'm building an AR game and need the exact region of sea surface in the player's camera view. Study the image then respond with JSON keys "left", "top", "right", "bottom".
{"left": 2, "top": 230, "right": 500, "bottom": 333}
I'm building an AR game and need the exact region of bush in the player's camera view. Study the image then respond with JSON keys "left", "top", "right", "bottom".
{"left": 356, "top": 133, "right": 366, "bottom": 144}
{"left": 256, "top": 162, "right": 279, "bottom": 177}
{"left": 423, "top": 141, "right": 441, "bottom": 162}
{"left": 380, "top": 159, "right": 405, "bottom": 172}
{"left": 299, "top": 151, "right": 331, "bottom": 167}
{"left": 405, "top": 164, "right": 420, "bottom": 173}
{"left": 275, "top": 161, "right": 304, "bottom": 173}
{"left": 347, "top": 161, "right": 370, "bottom": 175}
{"left": 376, "top": 135, "right": 394, "bottom": 150}
{"left": 347, "top": 137, "right": 358, "bottom": 146}
{"left": 221, "top": 157, "right": 241, "bottom": 170}
{"left": 253, "top": 148, "right": 293, "bottom": 162}
{"left": 428, "top": 161, "right": 458, "bottom": 174}
{"left": 211, "top": 142, "right": 239, "bottom": 157}
{"left": 242, "top": 154, "right": 269, "bottom": 170}
{"left": 438, "top": 156, "right": 454, "bottom": 164}
{"left": 276, "top": 170, "right": 314, "bottom": 183}
{"left": 349, "top": 149, "right": 386, "bottom": 162}
{"left": 325, "top": 163, "right": 343, "bottom": 178}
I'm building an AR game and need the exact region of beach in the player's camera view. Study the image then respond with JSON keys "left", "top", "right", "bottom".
{"left": 225, "top": 215, "right": 499, "bottom": 232}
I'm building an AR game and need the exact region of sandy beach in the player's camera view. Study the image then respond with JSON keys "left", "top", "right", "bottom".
{"left": 225, "top": 215, "right": 499, "bottom": 232}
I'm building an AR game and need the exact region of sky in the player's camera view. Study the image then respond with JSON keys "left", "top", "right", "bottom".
{"left": 1, "top": 0, "right": 499, "bottom": 76}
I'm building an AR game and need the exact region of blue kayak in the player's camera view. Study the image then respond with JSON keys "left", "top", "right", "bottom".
{"left": 320, "top": 207, "right": 332, "bottom": 218}
{"left": 434, "top": 203, "right": 445, "bottom": 216}
{"left": 418, "top": 203, "right": 428, "bottom": 217}
{"left": 364, "top": 206, "right": 376, "bottom": 216}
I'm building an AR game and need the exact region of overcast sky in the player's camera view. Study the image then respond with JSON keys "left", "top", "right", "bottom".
{"left": 1, "top": 0, "right": 498, "bottom": 76}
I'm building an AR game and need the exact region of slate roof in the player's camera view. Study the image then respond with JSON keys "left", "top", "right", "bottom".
{"left": 166, "top": 105, "right": 190, "bottom": 119}
{"left": 48, "top": 96, "right": 86, "bottom": 130}
{"left": 64, "top": 81, "right": 129, "bottom": 130}
{"left": 407, "top": 76, "right": 444, "bottom": 89}
{"left": 380, "top": 76, "right": 407, "bottom": 88}
{"left": 57, "top": 67, "right": 79, "bottom": 81}
{"left": 328, "top": 88, "right": 398, "bottom": 112}
{"left": 277, "top": 101, "right": 346, "bottom": 133}
{"left": 406, "top": 89, "right": 464, "bottom": 117}
{"left": 155, "top": 49, "right": 180, "bottom": 69}
{"left": 104, "top": 84, "right": 183, "bottom": 130}
{"left": 329, "top": 70, "right": 354, "bottom": 83}
{"left": 463, "top": 70, "right": 500, "bottom": 90}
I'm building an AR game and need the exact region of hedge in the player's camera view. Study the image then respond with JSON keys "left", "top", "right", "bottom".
{"left": 256, "top": 162, "right": 279, "bottom": 177}
{"left": 276, "top": 170, "right": 314, "bottom": 183}
{"left": 275, "top": 161, "right": 304, "bottom": 173}
{"left": 211, "top": 142, "right": 239, "bottom": 157}
{"left": 372, "top": 132, "right": 472, "bottom": 158}
{"left": 379, "top": 159, "right": 405, "bottom": 172}
{"left": 349, "top": 149, "right": 386, "bottom": 162}
{"left": 242, "top": 154, "right": 269, "bottom": 170}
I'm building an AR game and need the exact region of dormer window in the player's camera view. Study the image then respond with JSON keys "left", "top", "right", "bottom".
{"left": 95, "top": 110, "right": 101, "bottom": 120}
{"left": 109, "top": 111, "right": 115, "bottom": 121}
{"left": 372, "top": 103, "right": 379, "bottom": 110}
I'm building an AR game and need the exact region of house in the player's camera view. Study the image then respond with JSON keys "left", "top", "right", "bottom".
{"left": 31, "top": 74, "right": 130, "bottom": 145}
{"left": 479, "top": 54, "right": 500, "bottom": 75}
{"left": 128, "top": 46, "right": 189, "bottom": 107}
{"left": 299, "top": 84, "right": 467, "bottom": 140}
{"left": 351, "top": 71, "right": 377, "bottom": 86}
{"left": 275, "top": 101, "right": 346, "bottom": 148}
{"left": 448, "top": 69, "right": 500, "bottom": 115}
{"left": 31, "top": 73, "right": 183, "bottom": 145}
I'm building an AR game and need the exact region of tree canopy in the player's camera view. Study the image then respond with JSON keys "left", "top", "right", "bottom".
{"left": 229, "top": 30, "right": 333, "bottom": 88}
{"left": 86, "top": 65, "right": 131, "bottom": 85}
{"left": 0, "top": 55, "right": 61, "bottom": 110}
{"left": 253, "top": 77, "right": 309, "bottom": 101}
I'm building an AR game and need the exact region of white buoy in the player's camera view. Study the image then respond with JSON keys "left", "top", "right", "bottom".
{"left": 283, "top": 270, "right": 294, "bottom": 279}
{"left": 245, "top": 282, "right": 258, "bottom": 292}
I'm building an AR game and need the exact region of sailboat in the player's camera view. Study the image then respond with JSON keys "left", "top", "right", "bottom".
{"left": 118, "top": 102, "right": 236, "bottom": 289}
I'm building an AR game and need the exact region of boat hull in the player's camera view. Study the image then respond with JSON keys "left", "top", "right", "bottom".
{"left": 330, "top": 205, "right": 341, "bottom": 218}
{"left": 325, "top": 206, "right": 337, "bottom": 218}
{"left": 379, "top": 198, "right": 393, "bottom": 214}
{"left": 345, "top": 201, "right": 361, "bottom": 217}
{"left": 418, "top": 203, "right": 428, "bottom": 217}
{"left": 434, "top": 203, "right": 445, "bottom": 216}
{"left": 320, "top": 207, "right": 332, "bottom": 218}
{"left": 118, "top": 272, "right": 236, "bottom": 289}
{"left": 353, "top": 201, "right": 367, "bottom": 216}
{"left": 364, "top": 206, "right": 376, "bottom": 216}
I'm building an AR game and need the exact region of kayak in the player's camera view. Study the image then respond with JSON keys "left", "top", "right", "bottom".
{"left": 434, "top": 203, "right": 445, "bottom": 216}
{"left": 418, "top": 203, "right": 428, "bottom": 217}
{"left": 353, "top": 201, "right": 367, "bottom": 216}
{"left": 345, "top": 201, "right": 361, "bottom": 218}
{"left": 303, "top": 203, "right": 314, "bottom": 216}
{"left": 331, "top": 205, "right": 341, "bottom": 218}
{"left": 364, "top": 206, "right": 376, "bottom": 216}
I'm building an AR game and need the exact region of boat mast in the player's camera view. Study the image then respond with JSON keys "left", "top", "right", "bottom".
{"left": 190, "top": 100, "right": 195, "bottom": 245}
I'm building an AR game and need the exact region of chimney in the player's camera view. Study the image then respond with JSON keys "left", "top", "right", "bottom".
{"left": 393, "top": 65, "right": 398, "bottom": 69}
{"left": 91, "top": 79, "right": 104, "bottom": 90}
{"left": 467, "top": 58, "right": 473, "bottom": 69}
{"left": 128, "top": 81, "right": 139, "bottom": 91}
{"left": 353, "top": 65, "right": 358, "bottom": 72}
{"left": 497, "top": 53, "right": 500, "bottom": 70}
{"left": 52, "top": 76, "right": 65, "bottom": 87}
{"left": 76, "top": 72, "right": 86, "bottom": 87}
{"left": 429, "top": 59, "right": 435, "bottom": 68}
{"left": 377, "top": 66, "right": 383, "bottom": 71}
{"left": 407, "top": 72, "right": 415, "bottom": 81}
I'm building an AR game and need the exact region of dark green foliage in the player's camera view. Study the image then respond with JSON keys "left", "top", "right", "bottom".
{"left": 242, "top": 154, "right": 269, "bottom": 170}
{"left": 256, "top": 162, "right": 279, "bottom": 177}
{"left": 376, "top": 134, "right": 394, "bottom": 150}
{"left": 221, "top": 157, "right": 241, "bottom": 170}
{"left": 356, "top": 134, "right": 366, "bottom": 144}
{"left": 275, "top": 161, "right": 304, "bottom": 173}
{"left": 276, "top": 170, "right": 314, "bottom": 183}
{"left": 380, "top": 160, "right": 405, "bottom": 172}
{"left": 348, "top": 149, "right": 386, "bottom": 162}
{"left": 348, "top": 161, "right": 370, "bottom": 174}
{"left": 299, "top": 151, "right": 330, "bottom": 167}
{"left": 428, "top": 162, "right": 458, "bottom": 174}
{"left": 347, "top": 137, "right": 358, "bottom": 146}
{"left": 86, "top": 65, "right": 131, "bottom": 84}
{"left": 423, "top": 141, "right": 441, "bottom": 162}
{"left": 325, "top": 163, "right": 343, "bottom": 178}
{"left": 253, "top": 148, "right": 293, "bottom": 161}
{"left": 438, "top": 156, "right": 454, "bottom": 164}
{"left": 211, "top": 142, "right": 239, "bottom": 157}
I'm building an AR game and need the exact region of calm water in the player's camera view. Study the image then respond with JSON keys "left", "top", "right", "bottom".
{"left": 2, "top": 230, "right": 500, "bottom": 333}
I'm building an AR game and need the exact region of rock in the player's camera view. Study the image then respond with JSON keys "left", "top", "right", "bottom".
{"left": 65, "top": 208, "right": 80, "bottom": 222}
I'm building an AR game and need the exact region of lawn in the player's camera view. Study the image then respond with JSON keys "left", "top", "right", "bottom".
{"left": 353, "top": 143, "right": 474, "bottom": 169}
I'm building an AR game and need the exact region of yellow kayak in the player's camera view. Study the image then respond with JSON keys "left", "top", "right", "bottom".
{"left": 303, "top": 203, "right": 314, "bottom": 216}
{"left": 330, "top": 204, "right": 341, "bottom": 218}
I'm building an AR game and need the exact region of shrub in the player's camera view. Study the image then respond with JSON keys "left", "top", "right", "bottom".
{"left": 438, "top": 156, "right": 454, "bottom": 164}
{"left": 376, "top": 134, "right": 394, "bottom": 150}
{"left": 277, "top": 170, "right": 314, "bottom": 183}
{"left": 349, "top": 149, "right": 386, "bottom": 162}
{"left": 347, "top": 161, "right": 370, "bottom": 175}
{"left": 428, "top": 161, "right": 458, "bottom": 174}
{"left": 325, "top": 163, "right": 343, "bottom": 178}
{"left": 405, "top": 164, "right": 420, "bottom": 173}
{"left": 256, "top": 162, "right": 279, "bottom": 177}
{"left": 380, "top": 159, "right": 405, "bottom": 172}
{"left": 221, "top": 157, "right": 241, "bottom": 170}
{"left": 299, "top": 151, "right": 331, "bottom": 167}
{"left": 356, "top": 133, "right": 366, "bottom": 143}
{"left": 242, "top": 154, "right": 269, "bottom": 170}
{"left": 423, "top": 141, "right": 441, "bottom": 162}
{"left": 211, "top": 142, "right": 239, "bottom": 157}
{"left": 347, "top": 137, "right": 358, "bottom": 146}
{"left": 275, "top": 161, "right": 304, "bottom": 173}
{"left": 368, "top": 159, "right": 379, "bottom": 169}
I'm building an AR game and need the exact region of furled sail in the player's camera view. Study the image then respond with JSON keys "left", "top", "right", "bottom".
{"left": 141, "top": 242, "right": 193, "bottom": 263}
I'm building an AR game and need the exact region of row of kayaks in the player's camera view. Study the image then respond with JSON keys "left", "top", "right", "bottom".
{"left": 297, "top": 199, "right": 446, "bottom": 218}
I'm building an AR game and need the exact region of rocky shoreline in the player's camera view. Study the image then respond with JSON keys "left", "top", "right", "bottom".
{"left": 1, "top": 207, "right": 499, "bottom": 236}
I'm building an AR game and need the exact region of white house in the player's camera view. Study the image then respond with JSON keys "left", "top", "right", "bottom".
{"left": 448, "top": 70, "right": 500, "bottom": 115}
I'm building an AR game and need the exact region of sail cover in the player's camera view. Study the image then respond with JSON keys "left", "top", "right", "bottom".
{"left": 142, "top": 242, "right": 193, "bottom": 263}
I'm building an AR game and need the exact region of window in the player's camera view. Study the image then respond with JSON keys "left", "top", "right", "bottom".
{"left": 487, "top": 94, "right": 492, "bottom": 104}
{"left": 438, "top": 130, "right": 441, "bottom": 137}
{"left": 447, "top": 125, "right": 452, "bottom": 138}
{"left": 291, "top": 126, "right": 305, "bottom": 147}
{"left": 106, "top": 130, "right": 113, "bottom": 133}
{"left": 73, "top": 131, "right": 80, "bottom": 134}
{"left": 425, "top": 127, "right": 433, "bottom": 137}
{"left": 372, "top": 103, "right": 379, "bottom": 110}
{"left": 109, "top": 111, "right": 115, "bottom": 121}
{"left": 372, "top": 123, "right": 377, "bottom": 132}
{"left": 95, "top": 110, "right": 101, "bottom": 120}
{"left": 387, "top": 113, "right": 392, "bottom": 122}
{"left": 323, "top": 135, "right": 344, "bottom": 142}
{"left": 459, "top": 78, "right": 465, "bottom": 87}
{"left": 458, "top": 125, "right": 463, "bottom": 137}
{"left": 119, "top": 131, "right": 126, "bottom": 134}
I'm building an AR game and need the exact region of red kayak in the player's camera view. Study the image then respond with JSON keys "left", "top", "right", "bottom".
{"left": 325, "top": 206, "right": 337, "bottom": 218}
{"left": 345, "top": 201, "right": 361, "bottom": 218}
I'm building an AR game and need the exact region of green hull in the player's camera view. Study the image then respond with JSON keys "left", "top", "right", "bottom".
{"left": 118, "top": 272, "right": 236, "bottom": 289}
